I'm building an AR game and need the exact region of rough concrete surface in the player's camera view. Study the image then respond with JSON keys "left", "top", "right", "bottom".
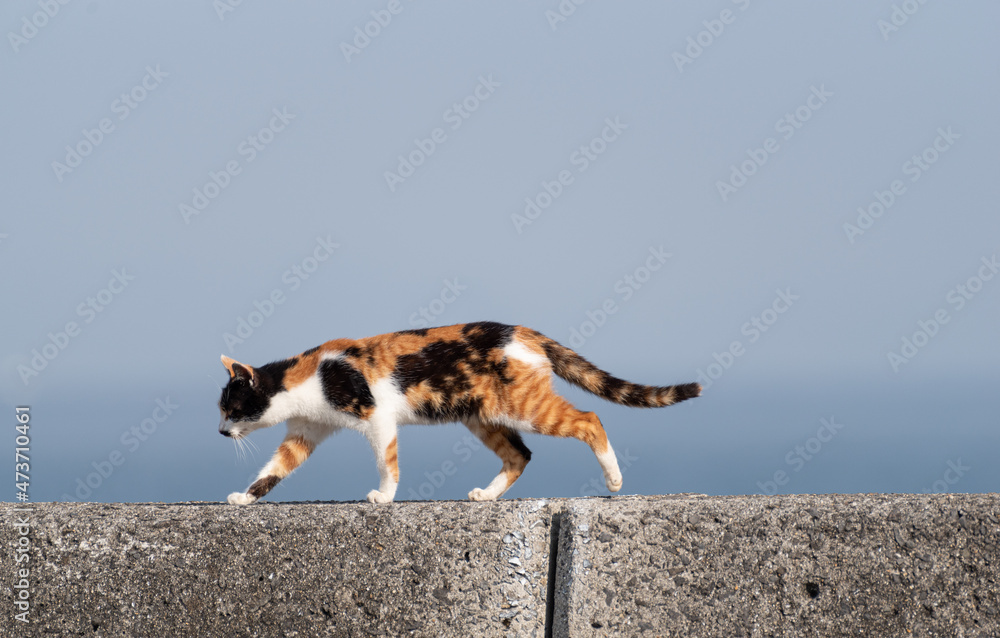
{"left": 2, "top": 494, "right": 998, "bottom": 637}
{"left": 2, "top": 500, "right": 554, "bottom": 638}
{"left": 555, "top": 494, "right": 1000, "bottom": 638}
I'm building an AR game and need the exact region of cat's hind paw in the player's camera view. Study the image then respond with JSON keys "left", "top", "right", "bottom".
{"left": 366, "top": 489, "right": 393, "bottom": 504}
{"left": 227, "top": 492, "right": 257, "bottom": 505}
{"left": 605, "top": 473, "right": 623, "bottom": 493}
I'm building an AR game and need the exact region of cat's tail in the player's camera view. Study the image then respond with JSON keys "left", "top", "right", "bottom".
{"left": 533, "top": 334, "right": 702, "bottom": 408}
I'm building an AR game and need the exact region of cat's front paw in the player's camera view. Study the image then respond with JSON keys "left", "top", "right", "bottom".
{"left": 366, "top": 489, "right": 393, "bottom": 504}
{"left": 227, "top": 492, "right": 257, "bottom": 505}
{"left": 468, "top": 487, "right": 497, "bottom": 502}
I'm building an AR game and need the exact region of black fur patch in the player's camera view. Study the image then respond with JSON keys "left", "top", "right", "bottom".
{"left": 342, "top": 345, "right": 362, "bottom": 358}
{"left": 462, "top": 321, "right": 515, "bottom": 357}
{"left": 505, "top": 430, "right": 532, "bottom": 462}
{"left": 600, "top": 375, "right": 628, "bottom": 397}
{"left": 619, "top": 382, "right": 651, "bottom": 406}
{"left": 418, "top": 396, "right": 484, "bottom": 422}
{"left": 394, "top": 340, "right": 473, "bottom": 393}
{"left": 260, "top": 359, "right": 297, "bottom": 390}
{"left": 301, "top": 346, "right": 320, "bottom": 356}
{"left": 320, "top": 359, "right": 375, "bottom": 417}
{"left": 674, "top": 382, "right": 702, "bottom": 401}
{"left": 248, "top": 476, "right": 280, "bottom": 499}
{"left": 393, "top": 325, "right": 515, "bottom": 421}
{"left": 343, "top": 344, "right": 377, "bottom": 366}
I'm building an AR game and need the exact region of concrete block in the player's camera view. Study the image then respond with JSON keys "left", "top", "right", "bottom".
{"left": 552, "top": 493, "right": 1000, "bottom": 637}
{"left": 2, "top": 500, "right": 555, "bottom": 637}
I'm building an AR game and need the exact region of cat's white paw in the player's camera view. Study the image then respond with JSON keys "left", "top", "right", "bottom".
{"left": 468, "top": 488, "right": 496, "bottom": 502}
{"left": 366, "top": 489, "right": 393, "bottom": 504}
{"left": 605, "top": 473, "right": 623, "bottom": 493}
{"left": 227, "top": 492, "right": 257, "bottom": 505}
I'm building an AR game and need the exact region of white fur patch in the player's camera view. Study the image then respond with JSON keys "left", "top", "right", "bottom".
{"left": 258, "top": 375, "right": 328, "bottom": 427}
{"left": 492, "top": 414, "right": 537, "bottom": 433}
{"left": 227, "top": 492, "right": 256, "bottom": 505}
{"left": 503, "top": 341, "right": 550, "bottom": 369}
{"left": 596, "top": 444, "right": 622, "bottom": 492}
{"left": 370, "top": 377, "right": 414, "bottom": 424}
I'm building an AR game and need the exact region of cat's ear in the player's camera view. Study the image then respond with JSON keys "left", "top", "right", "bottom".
{"left": 221, "top": 355, "right": 255, "bottom": 385}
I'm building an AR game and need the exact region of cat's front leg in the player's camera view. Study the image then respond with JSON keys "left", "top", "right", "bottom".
{"left": 226, "top": 433, "right": 316, "bottom": 505}
{"left": 227, "top": 478, "right": 276, "bottom": 504}
{"left": 364, "top": 420, "right": 399, "bottom": 503}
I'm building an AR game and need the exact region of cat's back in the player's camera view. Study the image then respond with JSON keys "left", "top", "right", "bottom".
{"left": 356, "top": 321, "right": 518, "bottom": 369}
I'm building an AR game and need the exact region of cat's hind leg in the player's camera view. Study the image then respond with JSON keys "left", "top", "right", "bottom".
{"left": 464, "top": 417, "right": 532, "bottom": 501}
{"left": 228, "top": 431, "right": 317, "bottom": 505}
{"left": 536, "top": 398, "right": 622, "bottom": 493}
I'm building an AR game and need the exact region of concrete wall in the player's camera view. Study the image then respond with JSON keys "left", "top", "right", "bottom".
{"left": 2, "top": 494, "right": 998, "bottom": 637}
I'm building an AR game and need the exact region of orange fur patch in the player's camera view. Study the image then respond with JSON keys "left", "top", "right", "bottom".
{"left": 385, "top": 437, "right": 399, "bottom": 482}
{"left": 276, "top": 435, "right": 315, "bottom": 477}
{"left": 474, "top": 426, "right": 530, "bottom": 488}
{"left": 284, "top": 352, "right": 320, "bottom": 389}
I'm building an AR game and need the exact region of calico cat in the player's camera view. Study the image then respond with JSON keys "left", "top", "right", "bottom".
{"left": 218, "top": 321, "right": 700, "bottom": 504}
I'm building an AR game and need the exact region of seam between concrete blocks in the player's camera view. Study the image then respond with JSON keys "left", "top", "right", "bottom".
{"left": 544, "top": 510, "right": 563, "bottom": 638}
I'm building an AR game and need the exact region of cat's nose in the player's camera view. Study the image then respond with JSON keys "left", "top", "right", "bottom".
{"left": 220, "top": 427, "right": 232, "bottom": 437}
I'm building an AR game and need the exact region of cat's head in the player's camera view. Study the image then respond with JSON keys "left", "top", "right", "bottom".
{"left": 218, "top": 355, "right": 276, "bottom": 439}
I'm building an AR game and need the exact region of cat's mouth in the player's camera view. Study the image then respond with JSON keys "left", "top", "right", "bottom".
{"left": 219, "top": 416, "right": 244, "bottom": 439}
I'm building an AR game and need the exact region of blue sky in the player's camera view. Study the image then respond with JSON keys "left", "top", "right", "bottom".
{"left": 2, "top": 1, "right": 998, "bottom": 504}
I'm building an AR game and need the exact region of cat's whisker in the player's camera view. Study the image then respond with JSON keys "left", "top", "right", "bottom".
{"left": 243, "top": 436, "right": 260, "bottom": 459}
{"left": 208, "top": 373, "right": 223, "bottom": 392}
{"left": 234, "top": 437, "right": 250, "bottom": 465}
